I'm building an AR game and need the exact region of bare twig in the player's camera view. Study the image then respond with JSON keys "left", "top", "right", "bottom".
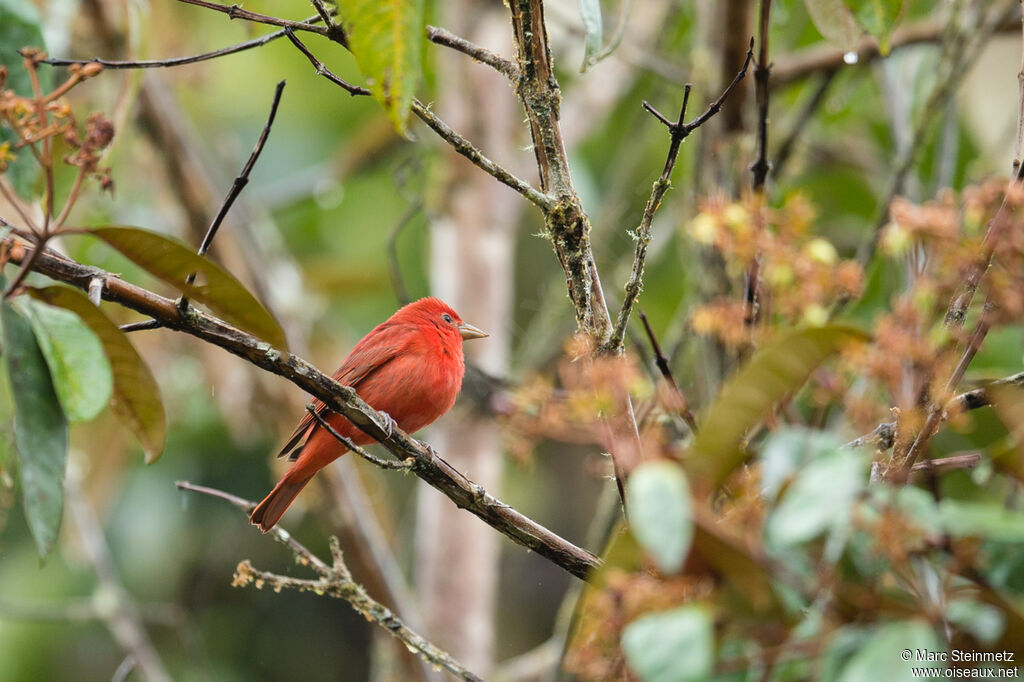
{"left": 306, "top": 405, "right": 413, "bottom": 470}
{"left": 179, "top": 481, "right": 483, "bottom": 681}
{"left": 387, "top": 202, "right": 421, "bottom": 305}
{"left": 426, "top": 25, "right": 519, "bottom": 80}
{"left": 638, "top": 311, "right": 699, "bottom": 433}
{"left": 42, "top": 27, "right": 297, "bottom": 69}
{"left": 772, "top": 71, "right": 836, "bottom": 178}
{"left": 605, "top": 39, "right": 754, "bottom": 352}
{"left": 176, "top": 0, "right": 329, "bottom": 35}
{"left": 281, "top": 28, "right": 552, "bottom": 210}
{"left": 4, "top": 238, "right": 600, "bottom": 580}
{"left": 750, "top": 0, "right": 772, "bottom": 190}
{"left": 846, "top": 370, "right": 1024, "bottom": 451}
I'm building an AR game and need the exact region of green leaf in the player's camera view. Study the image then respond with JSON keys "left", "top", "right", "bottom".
{"left": 802, "top": 0, "right": 863, "bottom": 52}
{"left": 27, "top": 286, "right": 167, "bottom": 463}
{"left": 21, "top": 298, "right": 112, "bottom": 423}
{"left": 1, "top": 300, "right": 68, "bottom": 557}
{"left": 767, "top": 445, "right": 869, "bottom": 546}
{"left": 626, "top": 460, "right": 692, "bottom": 574}
{"left": 760, "top": 428, "right": 843, "bottom": 501}
{"left": 692, "top": 325, "right": 869, "bottom": 488}
{"left": 836, "top": 620, "right": 940, "bottom": 682}
{"left": 578, "top": 0, "right": 603, "bottom": 72}
{"left": 340, "top": 0, "right": 425, "bottom": 136}
{"left": 938, "top": 500, "right": 1024, "bottom": 542}
{"left": 987, "top": 385, "right": 1024, "bottom": 484}
{"left": 0, "top": 0, "right": 48, "bottom": 197}
{"left": 89, "top": 227, "right": 288, "bottom": 350}
{"left": 621, "top": 606, "right": 713, "bottom": 682}
{"left": 844, "top": 0, "right": 903, "bottom": 55}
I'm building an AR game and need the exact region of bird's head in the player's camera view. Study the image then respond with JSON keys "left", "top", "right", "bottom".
{"left": 400, "top": 297, "right": 488, "bottom": 342}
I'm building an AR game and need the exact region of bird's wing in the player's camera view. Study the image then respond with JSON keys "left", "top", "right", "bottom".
{"left": 278, "top": 325, "right": 414, "bottom": 459}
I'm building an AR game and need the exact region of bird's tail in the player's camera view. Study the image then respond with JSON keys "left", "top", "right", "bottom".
{"left": 250, "top": 469, "right": 314, "bottom": 532}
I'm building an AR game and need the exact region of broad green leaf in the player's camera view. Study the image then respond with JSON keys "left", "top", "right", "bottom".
{"left": 578, "top": 0, "right": 603, "bottom": 72}
{"left": 1, "top": 300, "right": 68, "bottom": 557}
{"left": 836, "top": 620, "right": 940, "bottom": 682}
{"left": 946, "top": 600, "right": 1005, "bottom": 646}
{"left": 621, "top": 606, "right": 713, "bottom": 682}
{"left": 0, "top": 0, "right": 48, "bottom": 197}
{"left": 802, "top": 0, "right": 863, "bottom": 52}
{"left": 627, "top": 460, "right": 692, "bottom": 574}
{"left": 844, "top": 0, "right": 903, "bottom": 55}
{"left": 767, "top": 446, "right": 869, "bottom": 546}
{"left": 21, "top": 298, "right": 112, "bottom": 423}
{"left": 89, "top": 227, "right": 288, "bottom": 350}
{"left": 340, "top": 0, "right": 425, "bottom": 136}
{"left": 938, "top": 500, "right": 1024, "bottom": 542}
{"left": 28, "top": 286, "right": 167, "bottom": 463}
{"left": 761, "top": 428, "right": 843, "bottom": 500}
{"left": 692, "top": 325, "right": 868, "bottom": 488}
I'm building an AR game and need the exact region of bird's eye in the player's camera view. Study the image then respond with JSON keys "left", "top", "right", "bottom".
{"left": 442, "top": 313, "right": 453, "bottom": 324}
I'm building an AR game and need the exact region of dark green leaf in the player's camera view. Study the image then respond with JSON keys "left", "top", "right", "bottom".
{"left": 621, "top": 606, "right": 713, "bottom": 682}
{"left": 22, "top": 298, "right": 112, "bottom": 423}
{"left": 1, "top": 300, "right": 68, "bottom": 557}
{"left": 339, "top": 0, "right": 425, "bottom": 136}
{"left": 836, "top": 620, "right": 940, "bottom": 682}
{"left": 578, "top": 0, "right": 603, "bottom": 71}
{"left": 28, "top": 286, "right": 167, "bottom": 463}
{"left": 0, "top": 0, "right": 48, "bottom": 197}
{"left": 89, "top": 227, "right": 288, "bottom": 350}
{"left": 692, "top": 325, "right": 869, "bottom": 488}
{"left": 627, "top": 460, "right": 692, "bottom": 574}
{"left": 987, "top": 385, "right": 1024, "bottom": 484}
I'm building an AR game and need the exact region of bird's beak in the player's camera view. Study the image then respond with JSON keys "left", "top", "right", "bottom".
{"left": 458, "top": 322, "right": 488, "bottom": 340}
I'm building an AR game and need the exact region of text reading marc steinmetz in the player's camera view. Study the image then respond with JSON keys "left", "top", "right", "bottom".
{"left": 902, "top": 648, "right": 1020, "bottom": 678}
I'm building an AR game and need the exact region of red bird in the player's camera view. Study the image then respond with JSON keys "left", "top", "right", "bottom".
{"left": 250, "top": 297, "right": 487, "bottom": 531}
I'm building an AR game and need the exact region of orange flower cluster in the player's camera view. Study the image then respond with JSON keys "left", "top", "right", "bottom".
{"left": 688, "top": 193, "right": 864, "bottom": 350}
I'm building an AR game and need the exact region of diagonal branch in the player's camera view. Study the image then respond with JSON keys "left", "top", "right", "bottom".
{"left": 605, "top": 39, "right": 754, "bottom": 352}
{"left": 426, "top": 25, "right": 519, "bottom": 80}
{"left": 3, "top": 237, "right": 601, "bottom": 580}
{"left": 177, "top": 482, "right": 482, "bottom": 682}
{"left": 176, "top": 0, "right": 329, "bottom": 35}
{"left": 282, "top": 29, "right": 553, "bottom": 210}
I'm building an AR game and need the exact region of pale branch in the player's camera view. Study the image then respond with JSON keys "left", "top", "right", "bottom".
{"left": 176, "top": 0, "right": 329, "bottom": 36}
{"left": 178, "top": 483, "right": 482, "bottom": 682}
{"left": 3, "top": 238, "right": 600, "bottom": 580}
{"left": 426, "top": 25, "right": 519, "bottom": 80}
{"left": 281, "top": 28, "right": 552, "bottom": 209}
{"left": 845, "top": 370, "right": 1024, "bottom": 451}
{"left": 770, "top": 12, "right": 1020, "bottom": 89}
{"left": 605, "top": 39, "right": 754, "bottom": 352}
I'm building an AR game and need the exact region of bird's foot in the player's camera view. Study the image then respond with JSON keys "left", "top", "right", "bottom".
{"left": 376, "top": 410, "right": 397, "bottom": 438}
{"left": 415, "top": 438, "right": 438, "bottom": 458}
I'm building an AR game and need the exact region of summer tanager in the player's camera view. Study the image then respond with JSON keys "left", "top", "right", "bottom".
{"left": 250, "top": 297, "right": 487, "bottom": 531}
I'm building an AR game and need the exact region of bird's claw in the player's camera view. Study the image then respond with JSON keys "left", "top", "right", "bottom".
{"left": 376, "top": 410, "right": 397, "bottom": 438}
{"left": 416, "top": 439, "right": 438, "bottom": 458}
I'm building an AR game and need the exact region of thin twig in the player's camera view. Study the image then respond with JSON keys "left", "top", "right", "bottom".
{"left": 176, "top": 0, "right": 329, "bottom": 35}
{"left": 281, "top": 29, "right": 552, "bottom": 210}
{"left": 605, "top": 38, "right": 754, "bottom": 352}
{"left": 426, "top": 25, "right": 519, "bottom": 80}
{"left": 387, "top": 202, "right": 421, "bottom": 306}
{"left": 4, "top": 238, "right": 600, "bottom": 580}
{"left": 750, "top": 0, "right": 772, "bottom": 190}
{"left": 179, "top": 481, "right": 483, "bottom": 681}
{"left": 42, "top": 27, "right": 296, "bottom": 69}
{"left": 772, "top": 71, "right": 836, "bottom": 178}
{"left": 306, "top": 405, "right": 413, "bottom": 470}
{"left": 638, "top": 311, "right": 698, "bottom": 433}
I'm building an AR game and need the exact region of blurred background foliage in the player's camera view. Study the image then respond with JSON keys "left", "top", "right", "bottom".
{"left": 1, "top": 0, "right": 1024, "bottom": 680}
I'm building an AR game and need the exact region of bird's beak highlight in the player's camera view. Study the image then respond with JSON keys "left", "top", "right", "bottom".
{"left": 458, "top": 322, "right": 488, "bottom": 340}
